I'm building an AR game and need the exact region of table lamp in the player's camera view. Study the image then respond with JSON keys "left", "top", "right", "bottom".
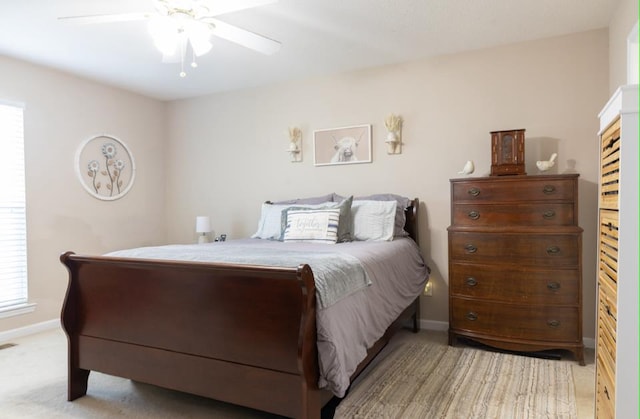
{"left": 196, "top": 216, "right": 211, "bottom": 244}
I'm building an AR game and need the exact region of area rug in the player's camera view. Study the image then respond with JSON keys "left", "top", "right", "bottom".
{"left": 335, "top": 342, "right": 577, "bottom": 419}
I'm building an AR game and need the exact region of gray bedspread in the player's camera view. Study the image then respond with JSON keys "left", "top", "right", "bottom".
{"left": 106, "top": 237, "right": 429, "bottom": 398}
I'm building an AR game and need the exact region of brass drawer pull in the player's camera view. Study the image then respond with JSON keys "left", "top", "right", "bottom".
{"left": 607, "top": 222, "right": 613, "bottom": 231}
{"left": 468, "top": 187, "right": 481, "bottom": 197}
{"left": 543, "top": 210, "right": 555, "bottom": 219}
{"left": 468, "top": 211, "right": 480, "bottom": 220}
{"left": 466, "top": 277, "right": 478, "bottom": 287}
{"left": 464, "top": 244, "right": 477, "bottom": 253}
{"left": 546, "top": 246, "right": 560, "bottom": 254}
{"left": 543, "top": 185, "right": 556, "bottom": 194}
{"left": 547, "top": 319, "right": 560, "bottom": 328}
{"left": 547, "top": 281, "right": 561, "bottom": 291}
{"left": 466, "top": 312, "right": 478, "bottom": 321}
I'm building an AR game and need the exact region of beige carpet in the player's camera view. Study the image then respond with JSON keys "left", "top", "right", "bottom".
{"left": 0, "top": 327, "right": 594, "bottom": 418}
{"left": 336, "top": 341, "right": 579, "bottom": 418}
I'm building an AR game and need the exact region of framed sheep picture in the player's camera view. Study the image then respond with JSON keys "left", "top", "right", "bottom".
{"left": 313, "top": 124, "right": 372, "bottom": 166}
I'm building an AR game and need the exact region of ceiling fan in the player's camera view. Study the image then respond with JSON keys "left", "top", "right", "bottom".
{"left": 58, "top": 0, "right": 281, "bottom": 77}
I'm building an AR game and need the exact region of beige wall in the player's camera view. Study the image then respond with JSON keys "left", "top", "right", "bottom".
{"left": 608, "top": 0, "right": 638, "bottom": 91}
{"left": 166, "top": 29, "right": 609, "bottom": 339}
{"left": 0, "top": 57, "right": 167, "bottom": 332}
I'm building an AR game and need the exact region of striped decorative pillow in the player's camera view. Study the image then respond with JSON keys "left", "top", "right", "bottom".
{"left": 283, "top": 208, "right": 340, "bottom": 244}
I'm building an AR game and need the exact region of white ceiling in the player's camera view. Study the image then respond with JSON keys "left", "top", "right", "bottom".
{"left": 0, "top": 0, "right": 616, "bottom": 101}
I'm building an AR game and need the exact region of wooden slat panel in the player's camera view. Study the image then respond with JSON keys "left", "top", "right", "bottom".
{"left": 601, "top": 159, "right": 620, "bottom": 177}
{"left": 599, "top": 234, "right": 618, "bottom": 253}
{"left": 599, "top": 250, "right": 618, "bottom": 274}
{"left": 599, "top": 262, "right": 618, "bottom": 286}
{"left": 600, "top": 120, "right": 621, "bottom": 212}
{"left": 598, "top": 288, "right": 617, "bottom": 344}
{"left": 599, "top": 279, "right": 618, "bottom": 320}
{"left": 601, "top": 149, "right": 620, "bottom": 167}
{"left": 597, "top": 350, "right": 616, "bottom": 403}
{"left": 599, "top": 272, "right": 618, "bottom": 301}
{"left": 596, "top": 356, "right": 616, "bottom": 418}
{"left": 599, "top": 210, "right": 619, "bottom": 238}
{"left": 598, "top": 209, "right": 619, "bottom": 285}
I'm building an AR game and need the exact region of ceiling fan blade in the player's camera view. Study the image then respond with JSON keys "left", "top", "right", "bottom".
{"left": 203, "top": 0, "right": 278, "bottom": 17}
{"left": 58, "top": 12, "right": 153, "bottom": 25}
{"left": 208, "top": 18, "right": 281, "bottom": 55}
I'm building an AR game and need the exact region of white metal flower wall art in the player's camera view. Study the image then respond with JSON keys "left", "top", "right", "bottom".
{"left": 287, "top": 126, "right": 302, "bottom": 162}
{"left": 384, "top": 114, "right": 403, "bottom": 154}
{"left": 75, "top": 135, "right": 136, "bottom": 201}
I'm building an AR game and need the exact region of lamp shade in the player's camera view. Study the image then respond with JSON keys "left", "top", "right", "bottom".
{"left": 195, "top": 216, "right": 211, "bottom": 234}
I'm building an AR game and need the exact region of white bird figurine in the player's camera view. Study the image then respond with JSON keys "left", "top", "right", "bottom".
{"left": 458, "top": 160, "right": 475, "bottom": 175}
{"left": 536, "top": 153, "right": 558, "bottom": 172}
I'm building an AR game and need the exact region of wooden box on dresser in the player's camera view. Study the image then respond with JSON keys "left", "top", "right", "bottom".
{"left": 448, "top": 174, "right": 585, "bottom": 365}
{"left": 595, "top": 85, "right": 638, "bottom": 419}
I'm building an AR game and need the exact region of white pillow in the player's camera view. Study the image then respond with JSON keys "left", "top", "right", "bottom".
{"left": 351, "top": 200, "right": 397, "bottom": 241}
{"left": 283, "top": 209, "right": 340, "bottom": 244}
{"left": 251, "top": 203, "right": 291, "bottom": 240}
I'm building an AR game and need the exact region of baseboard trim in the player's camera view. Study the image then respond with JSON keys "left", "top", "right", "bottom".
{"left": 0, "top": 319, "right": 60, "bottom": 344}
{"left": 419, "top": 319, "right": 449, "bottom": 332}
{"left": 583, "top": 337, "right": 595, "bottom": 349}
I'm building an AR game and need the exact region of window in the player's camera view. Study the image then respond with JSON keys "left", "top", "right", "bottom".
{"left": 0, "top": 102, "right": 31, "bottom": 317}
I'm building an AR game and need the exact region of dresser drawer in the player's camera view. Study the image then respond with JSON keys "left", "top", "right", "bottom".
{"left": 449, "top": 232, "right": 580, "bottom": 266}
{"left": 452, "top": 203, "right": 575, "bottom": 227}
{"left": 450, "top": 298, "right": 580, "bottom": 342}
{"left": 452, "top": 177, "right": 576, "bottom": 203}
{"left": 450, "top": 263, "right": 579, "bottom": 304}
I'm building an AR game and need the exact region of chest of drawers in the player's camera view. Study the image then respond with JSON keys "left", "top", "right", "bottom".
{"left": 448, "top": 174, "right": 584, "bottom": 364}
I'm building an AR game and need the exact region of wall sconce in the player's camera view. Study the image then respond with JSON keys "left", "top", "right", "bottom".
{"left": 287, "top": 126, "right": 302, "bottom": 162}
{"left": 195, "top": 215, "right": 211, "bottom": 244}
{"left": 384, "top": 114, "right": 403, "bottom": 155}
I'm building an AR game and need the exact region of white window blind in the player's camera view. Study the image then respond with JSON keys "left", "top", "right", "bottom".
{"left": 0, "top": 102, "right": 27, "bottom": 310}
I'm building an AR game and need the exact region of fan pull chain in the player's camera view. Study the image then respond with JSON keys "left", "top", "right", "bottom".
{"left": 191, "top": 48, "right": 198, "bottom": 68}
{"left": 179, "top": 37, "right": 186, "bottom": 78}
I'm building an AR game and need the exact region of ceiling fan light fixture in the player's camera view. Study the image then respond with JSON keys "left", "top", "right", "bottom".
{"left": 186, "top": 21, "right": 213, "bottom": 56}
{"left": 148, "top": 15, "right": 180, "bottom": 56}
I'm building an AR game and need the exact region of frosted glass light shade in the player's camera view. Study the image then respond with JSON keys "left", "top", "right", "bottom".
{"left": 196, "top": 216, "right": 211, "bottom": 233}
{"left": 148, "top": 16, "right": 179, "bottom": 56}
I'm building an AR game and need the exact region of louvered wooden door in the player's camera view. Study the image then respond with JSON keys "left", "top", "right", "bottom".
{"left": 595, "top": 118, "right": 620, "bottom": 419}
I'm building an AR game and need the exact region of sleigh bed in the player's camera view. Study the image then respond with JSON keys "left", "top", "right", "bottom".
{"left": 60, "top": 196, "right": 429, "bottom": 419}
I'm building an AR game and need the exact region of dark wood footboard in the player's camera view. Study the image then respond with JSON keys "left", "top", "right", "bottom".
{"left": 61, "top": 253, "right": 325, "bottom": 418}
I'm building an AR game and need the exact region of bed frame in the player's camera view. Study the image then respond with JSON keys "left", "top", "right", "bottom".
{"left": 60, "top": 199, "right": 421, "bottom": 419}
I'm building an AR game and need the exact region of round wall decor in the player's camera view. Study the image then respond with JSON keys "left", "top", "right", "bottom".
{"left": 75, "top": 134, "right": 136, "bottom": 201}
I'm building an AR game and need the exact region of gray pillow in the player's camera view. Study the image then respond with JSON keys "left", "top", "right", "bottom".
{"left": 272, "top": 193, "right": 334, "bottom": 205}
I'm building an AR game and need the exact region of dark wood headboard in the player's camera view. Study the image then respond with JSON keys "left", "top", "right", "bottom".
{"left": 405, "top": 198, "right": 419, "bottom": 245}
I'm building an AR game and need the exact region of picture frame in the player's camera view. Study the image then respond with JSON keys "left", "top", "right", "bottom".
{"left": 313, "top": 124, "right": 372, "bottom": 166}
{"left": 75, "top": 134, "right": 136, "bottom": 201}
